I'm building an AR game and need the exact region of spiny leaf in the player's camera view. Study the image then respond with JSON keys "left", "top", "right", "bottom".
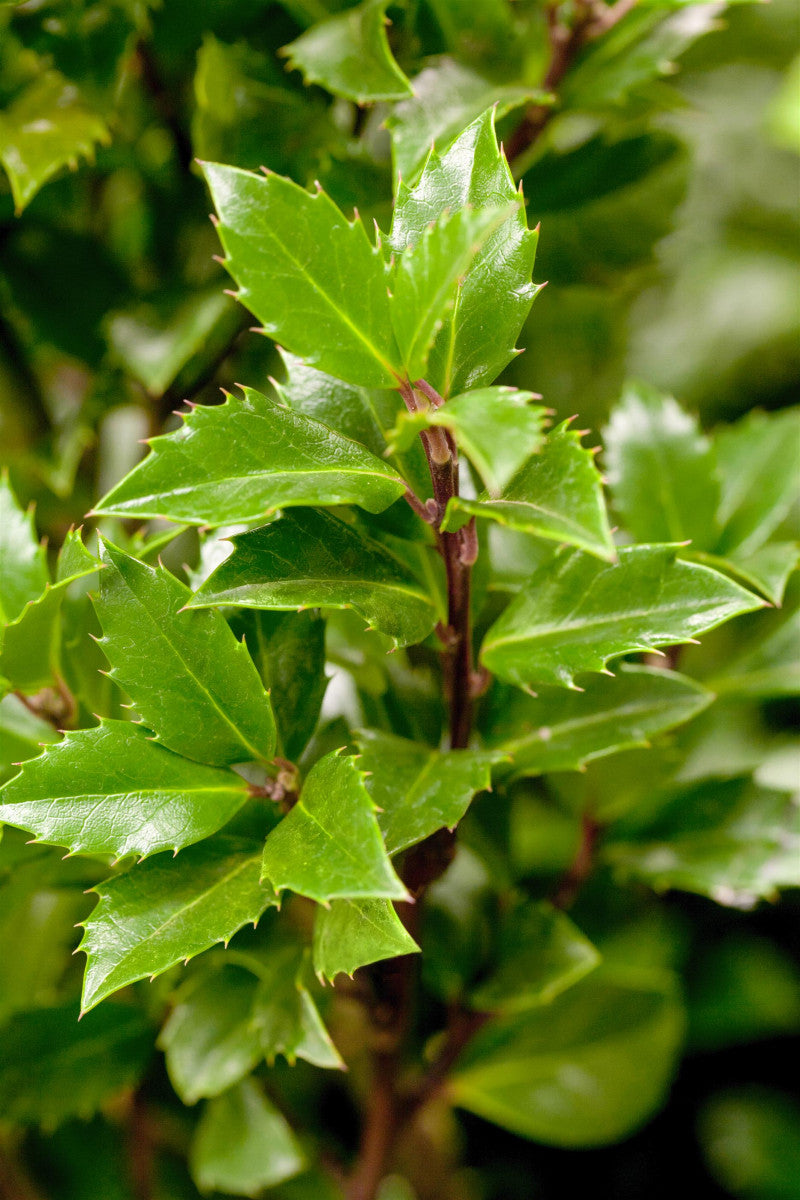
{"left": 313, "top": 898, "right": 419, "bottom": 984}
{"left": 689, "top": 543, "right": 799, "bottom": 608}
{"left": 250, "top": 945, "right": 344, "bottom": 1070}
{"left": 0, "top": 474, "right": 48, "bottom": 624}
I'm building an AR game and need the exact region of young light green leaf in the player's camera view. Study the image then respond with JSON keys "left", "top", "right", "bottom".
{"left": 451, "top": 972, "right": 685, "bottom": 1147}
{"left": 484, "top": 665, "right": 714, "bottom": 778}
{"left": 0, "top": 720, "right": 249, "bottom": 861}
{"left": 390, "top": 204, "right": 516, "bottom": 381}
{"left": 79, "top": 837, "right": 277, "bottom": 1012}
{"left": 482, "top": 545, "right": 764, "bottom": 690}
{"left": 190, "top": 1078, "right": 305, "bottom": 1197}
{"left": 388, "top": 387, "right": 547, "bottom": 496}
{"left": 0, "top": 474, "right": 48, "bottom": 624}
{"left": 711, "top": 604, "right": 800, "bottom": 699}
{"left": 0, "top": 693, "right": 60, "bottom": 785}
{"left": 441, "top": 422, "right": 615, "bottom": 562}
{"left": 313, "top": 898, "right": 419, "bottom": 983}
{"left": 470, "top": 901, "right": 600, "bottom": 1015}
{"left": 203, "top": 163, "right": 401, "bottom": 387}
{"left": 715, "top": 407, "right": 800, "bottom": 557}
{"left": 250, "top": 945, "right": 344, "bottom": 1070}
{"left": 189, "top": 508, "right": 438, "bottom": 650}
{"left": 0, "top": 72, "right": 110, "bottom": 212}
{"left": 355, "top": 728, "right": 501, "bottom": 855}
{"left": 160, "top": 964, "right": 263, "bottom": 1105}
{"left": 282, "top": 0, "right": 412, "bottom": 103}
{"left": 94, "top": 540, "right": 277, "bottom": 767}
{"left": 94, "top": 386, "right": 406, "bottom": 525}
{"left": 262, "top": 751, "right": 408, "bottom": 902}
{"left": 0, "top": 1001, "right": 152, "bottom": 1129}
{"left": 603, "top": 381, "right": 719, "bottom": 547}
{"left": 390, "top": 109, "right": 541, "bottom": 395}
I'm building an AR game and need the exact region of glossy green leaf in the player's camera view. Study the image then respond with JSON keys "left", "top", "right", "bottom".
{"left": 190, "top": 1078, "right": 305, "bottom": 1197}
{"left": 690, "top": 544, "right": 799, "bottom": 608}
{"left": 160, "top": 963, "right": 263, "bottom": 1105}
{"left": 0, "top": 720, "right": 249, "bottom": 861}
{"left": 94, "top": 386, "right": 406, "bottom": 525}
{"left": 355, "top": 729, "right": 500, "bottom": 855}
{"left": 0, "top": 1001, "right": 151, "bottom": 1129}
{"left": 390, "top": 109, "right": 540, "bottom": 395}
{"left": 79, "top": 837, "right": 277, "bottom": 1012}
{"left": 282, "top": 0, "right": 412, "bottom": 103}
{"left": 313, "top": 897, "right": 419, "bottom": 983}
{"left": 715, "top": 407, "right": 800, "bottom": 557}
{"left": 388, "top": 387, "right": 546, "bottom": 497}
{"left": 94, "top": 540, "right": 276, "bottom": 766}
{"left": 0, "top": 72, "right": 109, "bottom": 212}
{"left": 203, "top": 163, "right": 401, "bottom": 387}
{"left": 603, "top": 381, "right": 719, "bottom": 547}
{"left": 482, "top": 544, "right": 764, "bottom": 690}
{"left": 250, "top": 945, "right": 344, "bottom": 1069}
{"left": 484, "top": 665, "right": 714, "bottom": 778}
{"left": 442, "top": 422, "right": 615, "bottom": 561}
{"left": 189, "top": 509, "right": 438, "bottom": 650}
{"left": 261, "top": 751, "right": 408, "bottom": 902}
{"left": 390, "top": 204, "right": 515, "bottom": 381}
{"left": 470, "top": 901, "right": 600, "bottom": 1014}
{"left": 0, "top": 474, "right": 48, "bottom": 624}
{"left": 450, "top": 972, "right": 685, "bottom": 1147}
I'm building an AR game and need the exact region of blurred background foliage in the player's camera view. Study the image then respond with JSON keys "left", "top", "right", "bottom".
{"left": 0, "top": 1, "right": 798, "bottom": 1197}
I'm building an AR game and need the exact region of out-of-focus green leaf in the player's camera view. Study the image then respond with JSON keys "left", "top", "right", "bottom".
{"left": 313, "top": 897, "right": 419, "bottom": 983}
{"left": 0, "top": 474, "right": 47, "bottom": 624}
{"left": 282, "top": 0, "right": 412, "bottom": 102}
{"left": 699, "top": 1087, "right": 800, "bottom": 1200}
{"left": 692, "top": 544, "right": 799, "bottom": 607}
{"left": 715, "top": 407, "right": 800, "bottom": 557}
{"left": 689, "top": 935, "right": 800, "bottom": 1052}
{"left": 0, "top": 692, "right": 59, "bottom": 784}
{"left": 711, "top": 603, "right": 800, "bottom": 698}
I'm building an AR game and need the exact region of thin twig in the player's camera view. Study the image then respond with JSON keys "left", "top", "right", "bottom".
{"left": 552, "top": 812, "right": 602, "bottom": 909}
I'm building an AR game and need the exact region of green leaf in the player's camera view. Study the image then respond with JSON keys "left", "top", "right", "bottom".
{"left": 313, "top": 898, "right": 419, "bottom": 983}
{"left": 189, "top": 508, "right": 438, "bottom": 650}
{"left": 261, "top": 751, "right": 408, "bottom": 902}
{"left": 470, "top": 901, "right": 600, "bottom": 1015}
{"left": 390, "top": 204, "right": 516, "bottom": 381}
{"left": 690, "top": 545, "right": 799, "bottom": 608}
{"left": 0, "top": 692, "right": 60, "bottom": 785}
{"left": 711, "top": 604, "right": 800, "bottom": 698}
{"left": 481, "top": 544, "right": 764, "bottom": 690}
{"left": 79, "top": 837, "right": 277, "bottom": 1012}
{"left": 94, "top": 386, "right": 406, "bottom": 525}
{"left": 282, "top": 0, "right": 412, "bottom": 103}
{"left": 450, "top": 971, "right": 685, "bottom": 1147}
{"left": 190, "top": 1078, "right": 305, "bottom": 1197}
{"left": 603, "top": 381, "right": 719, "bottom": 547}
{"left": 484, "top": 665, "right": 714, "bottom": 779}
{"left": 250, "top": 945, "right": 344, "bottom": 1069}
{"left": 160, "top": 964, "right": 263, "bottom": 1105}
{"left": 94, "top": 540, "right": 276, "bottom": 767}
{"left": 388, "top": 387, "right": 546, "bottom": 497}
{"left": 699, "top": 1087, "right": 800, "bottom": 1200}
{"left": 0, "top": 474, "right": 48, "bottom": 624}
{"left": 441, "top": 421, "right": 615, "bottom": 561}
{"left": 715, "top": 407, "right": 800, "bottom": 557}
{"left": 203, "top": 163, "right": 401, "bottom": 387}
{"left": 0, "top": 1001, "right": 151, "bottom": 1129}
{"left": 390, "top": 109, "right": 540, "bottom": 396}
{"left": 355, "top": 728, "right": 500, "bottom": 855}
{"left": 0, "top": 72, "right": 109, "bottom": 212}
{"left": 0, "top": 720, "right": 250, "bottom": 861}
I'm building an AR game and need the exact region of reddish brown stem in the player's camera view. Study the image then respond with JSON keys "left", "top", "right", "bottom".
{"left": 553, "top": 813, "right": 602, "bottom": 909}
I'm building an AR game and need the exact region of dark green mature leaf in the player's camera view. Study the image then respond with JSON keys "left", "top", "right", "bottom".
{"left": 484, "top": 665, "right": 714, "bottom": 778}
{"left": 189, "top": 509, "right": 438, "bottom": 650}
{"left": 0, "top": 721, "right": 249, "bottom": 861}
{"left": 355, "top": 729, "right": 500, "bottom": 855}
{"left": 388, "top": 387, "right": 547, "bottom": 496}
{"left": 94, "top": 387, "right": 406, "bottom": 525}
{"left": 0, "top": 71, "right": 109, "bottom": 212}
{"left": 190, "top": 1078, "right": 305, "bottom": 1197}
{"left": 79, "top": 837, "right": 277, "bottom": 1012}
{"left": 0, "top": 475, "right": 48, "bottom": 624}
{"left": 313, "top": 898, "right": 419, "bottom": 983}
{"left": 470, "top": 901, "right": 600, "bottom": 1014}
{"left": 715, "top": 407, "right": 800, "bottom": 557}
{"left": 261, "top": 751, "right": 408, "bottom": 902}
{"left": 282, "top": 0, "right": 412, "bottom": 103}
{"left": 390, "top": 204, "right": 515, "bottom": 381}
{"left": 442, "top": 422, "right": 615, "bottom": 561}
{"left": 604, "top": 381, "right": 719, "bottom": 547}
{"left": 451, "top": 972, "right": 685, "bottom": 1146}
{"left": 203, "top": 163, "right": 401, "bottom": 387}
{"left": 94, "top": 541, "right": 276, "bottom": 767}
{"left": 482, "top": 545, "right": 764, "bottom": 690}
{"left": 0, "top": 1002, "right": 151, "bottom": 1128}
{"left": 390, "top": 109, "right": 540, "bottom": 396}
{"left": 250, "top": 945, "right": 344, "bottom": 1069}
